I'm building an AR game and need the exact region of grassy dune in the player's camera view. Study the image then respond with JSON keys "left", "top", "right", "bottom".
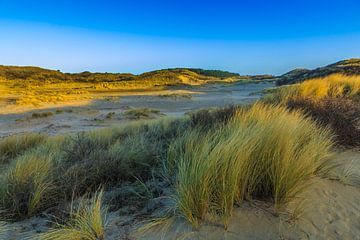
{"left": 0, "top": 103, "right": 335, "bottom": 237}
{"left": 0, "top": 66, "right": 244, "bottom": 107}
{"left": 3, "top": 73, "right": 360, "bottom": 238}
{"left": 264, "top": 74, "right": 360, "bottom": 146}
{"left": 266, "top": 74, "right": 360, "bottom": 103}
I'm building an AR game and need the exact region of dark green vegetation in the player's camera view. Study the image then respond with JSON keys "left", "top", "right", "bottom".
{"left": 287, "top": 98, "right": 360, "bottom": 147}
{"left": 167, "top": 68, "right": 240, "bottom": 78}
{"left": 276, "top": 58, "right": 360, "bottom": 85}
{"left": 123, "top": 108, "right": 163, "bottom": 119}
{"left": 31, "top": 111, "right": 54, "bottom": 119}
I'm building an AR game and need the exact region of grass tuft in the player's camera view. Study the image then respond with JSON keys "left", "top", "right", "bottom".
{"left": 0, "top": 151, "right": 55, "bottom": 219}
{"left": 40, "top": 190, "right": 107, "bottom": 240}
{"left": 0, "top": 133, "right": 46, "bottom": 164}
{"left": 168, "top": 103, "right": 334, "bottom": 228}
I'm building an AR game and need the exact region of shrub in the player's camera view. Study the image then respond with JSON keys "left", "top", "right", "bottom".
{"left": 31, "top": 111, "right": 54, "bottom": 118}
{"left": 40, "top": 190, "right": 107, "bottom": 240}
{"left": 0, "top": 133, "right": 46, "bottom": 163}
{"left": 123, "top": 108, "right": 162, "bottom": 119}
{"left": 287, "top": 98, "right": 360, "bottom": 147}
{"left": 188, "top": 105, "right": 240, "bottom": 129}
{"left": 168, "top": 104, "right": 334, "bottom": 228}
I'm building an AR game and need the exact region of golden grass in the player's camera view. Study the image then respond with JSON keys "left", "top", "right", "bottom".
{"left": 0, "top": 68, "right": 239, "bottom": 107}
{"left": 40, "top": 190, "right": 107, "bottom": 240}
{"left": 168, "top": 103, "right": 334, "bottom": 228}
{"left": 265, "top": 74, "right": 360, "bottom": 103}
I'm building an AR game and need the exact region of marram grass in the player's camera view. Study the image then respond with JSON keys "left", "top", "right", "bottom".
{"left": 265, "top": 73, "right": 360, "bottom": 104}
{"left": 168, "top": 103, "right": 334, "bottom": 228}
{"left": 40, "top": 190, "right": 107, "bottom": 240}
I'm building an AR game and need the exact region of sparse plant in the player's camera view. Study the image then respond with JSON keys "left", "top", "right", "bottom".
{"left": 31, "top": 111, "right": 54, "bottom": 119}
{"left": 123, "top": 108, "right": 162, "bottom": 119}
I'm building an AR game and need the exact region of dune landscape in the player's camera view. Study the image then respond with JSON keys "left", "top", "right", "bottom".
{"left": 0, "top": 59, "right": 360, "bottom": 239}
{"left": 1, "top": 1, "right": 360, "bottom": 239}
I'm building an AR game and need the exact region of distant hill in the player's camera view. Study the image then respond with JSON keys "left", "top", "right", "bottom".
{"left": 276, "top": 58, "right": 360, "bottom": 85}
{"left": 0, "top": 65, "right": 247, "bottom": 84}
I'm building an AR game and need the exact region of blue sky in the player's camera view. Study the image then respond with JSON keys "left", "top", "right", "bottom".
{"left": 0, "top": 0, "right": 360, "bottom": 75}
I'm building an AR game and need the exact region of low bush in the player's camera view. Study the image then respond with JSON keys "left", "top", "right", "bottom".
{"left": 287, "top": 98, "right": 360, "bottom": 147}
{"left": 31, "top": 111, "right": 54, "bottom": 118}
{"left": 123, "top": 108, "right": 162, "bottom": 119}
{"left": 188, "top": 105, "right": 240, "bottom": 129}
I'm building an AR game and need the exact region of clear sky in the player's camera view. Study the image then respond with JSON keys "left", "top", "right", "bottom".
{"left": 0, "top": 0, "right": 360, "bottom": 75}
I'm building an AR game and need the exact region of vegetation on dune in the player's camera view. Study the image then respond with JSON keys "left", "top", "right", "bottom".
{"left": 40, "top": 190, "right": 107, "bottom": 240}
{"left": 0, "top": 65, "right": 244, "bottom": 107}
{"left": 287, "top": 98, "right": 360, "bottom": 147}
{"left": 0, "top": 150, "right": 55, "bottom": 219}
{"left": 168, "top": 104, "right": 333, "bottom": 228}
{"left": 0, "top": 104, "right": 335, "bottom": 235}
{"left": 123, "top": 108, "right": 163, "bottom": 119}
{"left": 276, "top": 58, "right": 360, "bottom": 85}
{"left": 0, "top": 133, "right": 46, "bottom": 164}
{"left": 267, "top": 74, "right": 360, "bottom": 104}
{"left": 264, "top": 74, "right": 360, "bottom": 147}
{"left": 0, "top": 118, "right": 192, "bottom": 220}
{"left": 167, "top": 68, "right": 240, "bottom": 78}
{"left": 31, "top": 111, "right": 54, "bottom": 119}
{"left": 158, "top": 93, "right": 192, "bottom": 99}
{"left": 2, "top": 60, "right": 360, "bottom": 237}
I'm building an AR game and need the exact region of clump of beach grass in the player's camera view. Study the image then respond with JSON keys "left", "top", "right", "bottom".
{"left": 0, "top": 133, "right": 46, "bottom": 164}
{"left": 168, "top": 103, "right": 334, "bottom": 228}
{"left": 40, "top": 190, "right": 107, "bottom": 240}
{"left": 0, "top": 150, "right": 55, "bottom": 219}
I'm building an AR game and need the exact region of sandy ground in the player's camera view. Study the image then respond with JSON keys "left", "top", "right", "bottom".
{"left": 0, "top": 82, "right": 273, "bottom": 137}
